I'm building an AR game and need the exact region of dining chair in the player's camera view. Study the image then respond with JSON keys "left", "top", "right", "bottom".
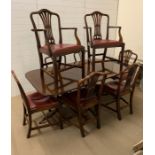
{"left": 11, "top": 70, "right": 63, "bottom": 138}
{"left": 111, "top": 49, "right": 138, "bottom": 80}
{"left": 101, "top": 64, "right": 140, "bottom": 120}
{"left": 84, "top": 11, "right": 125, "bottom": 73}
{"left": 60, "top": 72, "right": 107, "bottom": 137}
{"left": 119, "top": 49, "right": 138, "bottom": 66}
{"left": 30, "top": 9, "right": 85, "bottom": 94}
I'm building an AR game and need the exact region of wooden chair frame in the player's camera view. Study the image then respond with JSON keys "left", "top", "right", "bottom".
{"left": 84, "top": 11, "right": 125, "bottom": 73}
{"left": 60, "top": 72, "right": 107, "bottom": 137}
{"left": 30, "top": 9, "right": 85, "bottom": 94}
{"left": 102, "top": 64, "right": 140, "bottom": 120}
{"left": 12, "top": 70, "right": 63, "bottom": 138}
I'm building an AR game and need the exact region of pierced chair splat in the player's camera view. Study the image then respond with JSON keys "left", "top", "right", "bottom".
{"left": 84, "top": 11, "right": 125, "bottom": 73}
{"left": 111, "top": 49, "right": 138, "bottom": 80}
{"left": 119, "top": 49, "right": 138, "bottom": 66}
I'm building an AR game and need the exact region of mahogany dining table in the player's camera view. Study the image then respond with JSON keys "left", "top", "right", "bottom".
{"left": 25, "top": 60, "right": 124, "bottom": 96}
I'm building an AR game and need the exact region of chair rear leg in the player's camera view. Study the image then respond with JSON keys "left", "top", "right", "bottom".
{"left": 129, "top": 92, "right": 134, "bottom": 114}
{"left": 81, "top": 49, "right": 85, "bottom": 78}
{"left": 102, "top": 48, "right": 107, "bottom": 71}
{"left": 92, "top": 48, "right": 96, "bottom": 71}
{"left": 27, "top": 114, "right": 32, "bottom": 138}
{"left": 95, "top": 105, "right": 101, "bottom": 129}
{"left": 77, "top": 111, "right": 85, "bottom": 137}
{"left": 116, "top": 98, "right": 122, "bottom": 120}
{"left": 87, "top": 46, "right": 91, "bottom": 73}
{"left": 58, "top": 105, "right": 63, "bottom": 129}
{"left": 23, "top": 105, "right": 26, "bottom": 126}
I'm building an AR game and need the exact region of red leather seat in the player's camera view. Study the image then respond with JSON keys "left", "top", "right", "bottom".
{"left": 40, "top": 44, "right": 84, "bottom": 57}
{"left": 91, "top": 39, "right": 124, "bottom": 48}
{"left": 27, "top": 92, "right": 58, "bottom": 112}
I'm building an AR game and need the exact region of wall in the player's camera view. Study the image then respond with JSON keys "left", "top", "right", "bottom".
{"left": 11, "top": 0, "right": 119, "bottom": 96}
{"left": 116, "top": 0, "right": 143, "bottom": 60}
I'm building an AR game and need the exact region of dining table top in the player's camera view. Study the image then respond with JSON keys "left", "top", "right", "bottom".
{"left": 25, "top": 61, "right": 124, "bottom": 96}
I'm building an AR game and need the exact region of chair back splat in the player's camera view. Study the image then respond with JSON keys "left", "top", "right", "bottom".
{"left": 119, "top": 49, "right": 138, "bottom": 66}
{"left": 30, "top": 9, "right": 62, "bottom": 48}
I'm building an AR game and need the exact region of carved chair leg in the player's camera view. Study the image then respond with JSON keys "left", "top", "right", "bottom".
{"left": 87, "top": 46, "right": 91, "bottom": 74}
{"left": 39, "top": 53, "right": 44, "bottom": 69}
{"left": 102, "top": 48, "right": 107, "bottom": 71}
{"left": 116, "top": 98, "right": 122, "bottom": 120}
{"left": 92, "top": 48, "right": 96, "bottom": 71}
{"left": 120, "top": 45, "right": 125, "bottom": 72}
{"left": 95, "top": 104, "right": 101, "bottom": 129}
{"left": 27, "top": 114, "right": 32, "bottom": 138}
{"left": 57, "top": 56, "right": 62, "bottom": 70}
{"left": 23, "top": 105, "right": 26, "bottom": 126}
{"left": 77, "top": 111, "right": 85, "bottom": 137}
{"left": 52, "top": 56, "right": 59, "bottom": 94}
{"left": 130, "top": 92, "right": 134, "bottom": 114}
{"left": 58, "top": 105, "right": 63, "bottom": 129}
{"left": 81, "top": 49, "right": 85, "bottom": 78}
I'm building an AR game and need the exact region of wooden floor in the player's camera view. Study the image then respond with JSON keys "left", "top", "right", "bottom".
{"left": 11, "top": 87, "right": 143, "bottom": 155}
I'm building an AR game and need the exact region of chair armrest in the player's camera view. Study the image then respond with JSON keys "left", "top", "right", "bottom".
{"left": 78, "top": 72, "right": 107, "bottom": 86}
{"left": 60, "top": 27, "right": 81, "bottom": 45}
{"left": 108, "top": 26, "right": 123, "bottom": 42}
{"left": 31, "top": 29, "right": 46, "bottom": 32}
{"left": 83, "top": 26, "right": 93, "bottom": 44}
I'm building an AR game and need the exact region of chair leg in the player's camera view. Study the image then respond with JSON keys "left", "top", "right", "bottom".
{"left": 52, "top": 56, "right": 59, "bottom": 94}
{"left": 87, "top": 46, "right": 91, "bottom": 74}
{"left": 81, "top": 49, "right": 85, "bottom": 78}
{"left": 95, "top": 105, "right": 101, "bottom": 129}
{"left": 116, "top": 98, "right": 122, "bottom": 120}
{"left": 77, "top": 111, "right": 85, "bottom": 137}
{"left": 58, "top": 105, "right": 63, "bottom": 129}
{"left": 92, "top": 48, "right": 96, "bottom": 71}
{"left": 27, "top": 114, "right": 32, "bottom": 138}
{"left": 102, "top": 48, "right": 107, "bottom": 71}
{"left": 129, "top": 92, "right": 134, "bottom": 114}
{"left": 23, "top": 105, "right": 26, "bottom": 126}
{"left": 120, "top": 45, "right": 125, "bottom": 72}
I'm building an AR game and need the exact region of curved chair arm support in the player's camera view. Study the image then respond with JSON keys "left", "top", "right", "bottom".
{"left": 60, "top": 27, "right": 81, "bottom": 45}
{"left": 108, "top": 26, "right": 123, "bottom": 42}
{"left": 78, "top": 72, "right": 107, "bottom": 86}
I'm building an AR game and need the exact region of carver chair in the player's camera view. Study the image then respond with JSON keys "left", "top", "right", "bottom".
{"left": 60, "top": 72, "right": 106, "bottom": 137}
{"left": 101, "top": 64, "right": 140, "bottom": 120}
{"left": 84, "top": 11, "right": 125, "bottom": 72}
{"left": 30, "top": 9, "right": 85, "bottom": 94}
{"left": 11, "top": 70, "right": 63, "bottom": 138}
{"left": 111, "top": 49, "right": 138, "bottom": 80}
{"left": 119, "top": 49, "right": 138, "bottom": 66}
